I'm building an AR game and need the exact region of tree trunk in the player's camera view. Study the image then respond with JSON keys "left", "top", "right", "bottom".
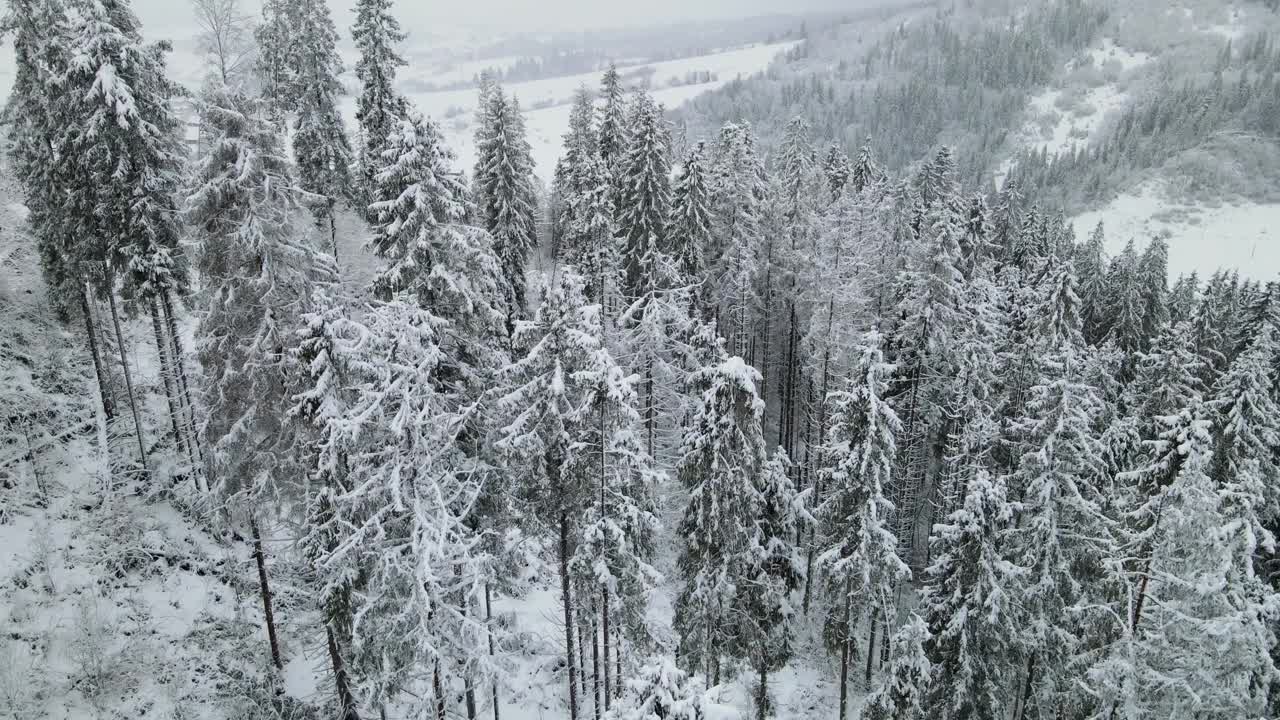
{"left": 81, "top": 287, "right": 115, "bottom": 422}
{"left": 150, "top": 299, "right": 191, "bottom": 467}
{"left": 838, "top": 578, "right": 852, "bottom": 720}
{"left": 755, "top": 662, "right": 769, "bottom": 720}
{"left": 486, "top": 583, "right": 500, "bottom": 720}
{"left": 107, "top": 289, "right": 149, "bottom": 475}
{"left": 591, "top": 600, "right": 601, "bottom": 720}
{"left": 602, "top": 588, "right": 612, "bottom": 710}
{"left": 838, "top": 636, "right": 850, "bottom": 720}
{"left": 326, "top": 624, "right": 360, "bottom": 720}
{"left": 644, "top": 361, "right": 655, "bottom": 461}
{"left": 162, "top": 291, "right": 205, "bottom": 478}
{"left": 433, "top": 663, "right": 446, "bottom": 720}
{"left": 329, "top": 204, "right": 340, "bottom": 262}
{"left": 251, "top": 516, "right": 283, "bottom": 670}
{"left": 1016, "top": 653, "right": 1037, "bottom": 720}
{"left": 864, "top": 612, "right": 878, "bottom": 689}
{"left": 614, "top": 624, "right": 622, "bottom": 699}
{"left": 559, "top": 513, "right": 579, "bottom": 720}
{"left": 578, "top": 622, "right": 588, "bottom": 712}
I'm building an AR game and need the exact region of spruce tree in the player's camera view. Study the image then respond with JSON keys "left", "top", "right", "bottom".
{"left": 920, "top": 471, "right": 1020, "bottom": 720}
{"left": 616, "top": 89, "right": 672, "bottom": 300}
{"left": 291, "top": 0, "right": 354, "bottom": 259}
{"left": 351, "top": 0, "right": 407, "bottom": 213}
{"left": 597, "top": 64, "right": 627, "bottom": 170}
{"left": 667, "top": 142, "right": 713, "bottom": 295}
{"left": 674, "top": 354, "right": 766, "bottom": 686}
{"left": 822, "top": 142, "right": 851, "bottom": 203}
{"left": 817, "top": 332, "right": 909, "bottom": 720}
{"left": 475, "top": 87, "right": 538, "bottom": 315}
{"left": 861, "top": 615, "right": 932, "bottom": 720}
{"left": 189, "top": 87, "right": 325, "bottom": 669}
{"left": 1076, "top": 222, "right": 1109, "bottom": 346}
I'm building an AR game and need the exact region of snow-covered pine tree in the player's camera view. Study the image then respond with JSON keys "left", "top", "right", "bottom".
{"left": 567, "top": 153, "right": 623, "bottom": 312}
{"left": 58, "top": 0, "right": 191, "bottom": 474}
{"left": 850, "top": 138, "right": 882, "bottom": 194}
{"left": 496, "top": 270, "right": 609, "bottom": 720}
{"left": 567, "top": 335, "right": 663, "bottom": 705}
{"left": 1075, "top": 222, "right": 1109, "bottom": 346}
{"left": 597, "top": 64, "right": 627, "bottom": 171}
{"left": 920, "top": 471, "right": 1020, "bottom": 720}
{"left": 254, "top": 0, "right": 296, "bottom": 125}
{"left": 1136, "top": 238, "right": 1170, "bottom": 344}
{"left": 552, "top": 86, "right": 599, "bottom": 264}
{"left": 475, "top": 87, "right": 538, "bottom": 315}
{"left": 351, "top": 0, "right": 407, "bottom": 214}
{"left": 604, "top": 656, "right": 705, "bottom": 720}
{"left": 817, "top": 332, "right": 910, "bottom": 720}
{"left": 1089, "top": 409, "right": 1277, "bottom": 719}
{"left": 1167, "top": 272, "right": 1199, "bottom": 326}
{"left": 822, "top": 142, "right": 851, "bottom": 203}
{"left": 674, "top": 354, "right": 765, "bottom": 686}
{"left": 1104, "top": 240, "right": 1145, "bottom": 356}
{"left": 860, "top": 615, "right": 932, "bottom": 720}
{"left": 290, "top": 0, "right": 354, "bottom": 259}
{"left": 1007, "top": 343, "right": 1117, "bottom": 719}
{"left": 709, "top": 123, "right": 766, "bottom": 359}
{"left": 887, "top": 180, "right": 967, "bottom": 567}
{"left": 667, "top": 142, "right": 713, "bottom": 305}
{"left": 367, "top": 109, "right": 511, "bottom": 353}
{"left": 189, "top": 86, "right": 327, "bottom": 669}
{"left": 616, "top": 89, "right": 671, "bottom": 301}
{"left": 778, "top": 117, "right": 818, "bottom": 226}
{"left": 735, "top": 448, "right": 804, "bottom": 720}
{"left": 1209, "top": 324, "right": 1280, "bottom": 536}
{"left": 318, "top": 299, "right": 497, "bottom": 718}
{"left": 288, "top": 287, "right": 376, "bottom": 719}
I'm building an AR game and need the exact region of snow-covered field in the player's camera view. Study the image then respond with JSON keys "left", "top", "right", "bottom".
{"left": 1072, "top": 181, "right": 1279, "bottom": 281}
{"left": 370, "top": 41, "right": 802, "bottom": 184}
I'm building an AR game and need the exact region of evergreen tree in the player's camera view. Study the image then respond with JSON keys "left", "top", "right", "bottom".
{"left": 822, "top": 142, "right": 851, "bottom": 203}
{"left": 1075, "top": 222, "right": 1109, "bottom": 346}
{"left": 475, "top": 87, "right": 538, "bottom": 315}
{"left": 1105, "top": 240, "right": 1144, "bottom": 355}
{"left": 189, "top": 87, "right": 326, "bottom": 669}
{"left": 351, "top": 0, "right": 407, "bottom": 212}
{"left": 605, "top": 657, "right": 705, "bottom": 720}
{"left": 817, "top": 332, "right": 910, "bottom": 720}
{"left": 254, "top": 0, "right": 295, "bottom": 123}
{"left": 617, "top": 90, "right": 672, "bottom": 300}
{"left": 597, "top": 64, "right": 627, "bottom": 169}
{"left": 497, "top": 271, "right": 611, "bottom": 720}
{"left": 668, "top": 142, "right": 713, "bottom": 292}
{"left": 736, "top": 448, "right": 804, "bottom": 720}
{"left": 291, "top": 0, "right": 354, "bottom": 258}
{"left": 709, "top": 123, "right": 766, "bottom": 358}
{"left": 850, "top": 137, "right": 882, "bottom": 194}
{"left": 674, "top": 354, "right": 765, "bottom": 686}
{"left": 920, "top": 471, "right": 1020, "bottom": 720}
{"left": 861, "top": 615, "right": 932, "bottom": 720}
{"left": 1136, "top": 238, "right": 1170, "bottom": 343}
{"left": 318, "top": 299, "right": 497, "bottom": 717}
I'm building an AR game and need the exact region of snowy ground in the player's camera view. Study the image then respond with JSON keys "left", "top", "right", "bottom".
{"left": 352, "top": 40, "right": 802, "bottom": 185}
{"left": 1072, "top": 180, "right": 1279, "bottom": 281}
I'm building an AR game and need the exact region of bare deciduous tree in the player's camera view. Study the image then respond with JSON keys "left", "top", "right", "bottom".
{"left": 191, "top": 0, "right": 256, "bottom": 88}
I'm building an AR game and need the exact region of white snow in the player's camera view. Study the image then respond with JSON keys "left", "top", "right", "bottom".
{"left": 363, "top": 41, "right": 801, "bottom": 184}
{"left": 1072, "top": 180, "right": 1280, "bottom": 281}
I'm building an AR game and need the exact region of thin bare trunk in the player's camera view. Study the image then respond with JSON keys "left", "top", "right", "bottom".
{"left": 107, "top": 289, "right": 149, "bottom": 474}
{"left": 81, "top": 288, "right": 115, "bottom": 421}
{"left": 591, "top": 600, "right": 601, "bottom": 720}
{"left": 162, "top": 291, "right": 205, "bottom": 475}
{"left": 326, "top": 624, "right": 360, "bottom": 720}
{"left": 1016, "top": 653, "right": 1037, "bottom": 720}
{"left": 560, "top": 513, "right": 579, "bottom": 720}
{"left": 838, "top": 580, "right": 851, "bottom": 720}
{"left": 864, "top": 612, "right": 878, "bottom": 689}
{"left": 251, "top": 516, "right": 283, "bottom": 670}
{"left": 151, "top": 299, "right": 191, "bottom": 466}
{"left": 602, "top": 588, "right": 611, "bottom": 710}
{"left": 486, "top": 583, "right": 500, "bottom": 720}
{"left": 433, "top": 663, "right": 446, "bottom": 720}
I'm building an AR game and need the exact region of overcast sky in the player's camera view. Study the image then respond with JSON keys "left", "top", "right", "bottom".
{"left": 138, "top": 0, "right": 885, "bottom": 36}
